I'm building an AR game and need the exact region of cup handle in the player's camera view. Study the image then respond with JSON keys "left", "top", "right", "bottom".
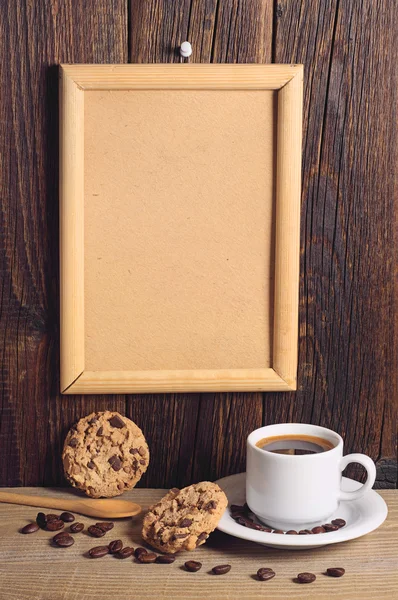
{"left": 338, "top": 453, "right": 376, "bottom": 501}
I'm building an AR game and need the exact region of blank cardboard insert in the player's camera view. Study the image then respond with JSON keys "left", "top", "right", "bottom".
{"left": 84, "top": 89, "right": 276, "bottom": 372}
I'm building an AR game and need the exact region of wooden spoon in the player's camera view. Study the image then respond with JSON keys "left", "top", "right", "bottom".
{"left": 0, "top": 492, "right": 141, "bottom": 519}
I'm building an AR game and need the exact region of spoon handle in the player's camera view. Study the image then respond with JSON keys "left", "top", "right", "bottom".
{"left": 0, "top": 492, "right": 75, "bottom": 512}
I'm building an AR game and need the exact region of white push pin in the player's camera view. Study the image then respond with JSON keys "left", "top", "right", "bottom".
{"left": 180, "top": 41, "right": 192, "bottom": 61}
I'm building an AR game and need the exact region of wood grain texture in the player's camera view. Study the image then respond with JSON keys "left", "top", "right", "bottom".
{"left": 0, "top": 0, "right": 396, "bottom": 488}
{"left": 0, "top": 487, "right": 396, "bottom": 600}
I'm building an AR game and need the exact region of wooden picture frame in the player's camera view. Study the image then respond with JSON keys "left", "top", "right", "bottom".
{"left": 60, "top": 64, "right": 303, "bottom": 394}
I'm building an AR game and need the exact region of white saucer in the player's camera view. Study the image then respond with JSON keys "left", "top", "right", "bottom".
{"left": 215, "top": 473, "right": 388, "bottom": 550}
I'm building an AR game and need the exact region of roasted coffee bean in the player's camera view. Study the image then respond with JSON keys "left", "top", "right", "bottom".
{"left": 21, "top": 522, "right": 39, "bottom": 534}
{"left": 286, "top": 530, "right": 298, "bottom": 535}
{"left": 230, "top": 504, "right": 247, "bottom": 514}
{"left": 273, "top": 529, "right": 284, "bottom": 534}
{"left": 134, "top": 547, "right": 148, "bottom": 559}
{"left": 234, "top": 516, "right": 271, "bottom": 532}
{"left": 331, "top": 518, "right": 346, "bottom": 528}
{"left": 323, "top": 523, "right": 339, "bottom": 532}
{"left": 53, "top": 532, "right": 69, "bottom": 543}
{"left": 184, "top": 560, "right": 202, "bottom": 572}
{"left": 116, "top": 547, "right": 134, "bottom": 559}
{"left": 70, "top": 522, "right": 84, "bottom": 533}
{"left": 312, "top": 526, "right": 326, "bottom": 534}
{"left": 54, "top": 534, "right": 75, "bottom": 547}
{"left": 108, "top": 455, "right": 122, "bottom": 471}
{"left": 108, "top": 539, "right": 123, "bottom": 554}
{"left": 179, "top": 518, "right": 193, "bottom": 528}
{"left": 60, "top": 512, "right": 75, "bottom": 523}
{"left": 137, "top": 552, "right": 157, "bottom": 563}
{"left": 36, "top": 512, "right": 47, "bottom": 529}
{"left": 298, "top": 530, "right": 309, "bottom": 535}
{"left": 326, "top": 567, "right": 345, "bottom": 578}
{"left": 88, "top": 525, "right": 106, "bottom": 538}
{"left": 257, "top": 567, "right": 276, "bottom": 581}
{"left": 95, "top": 522, "right": 114, "bottom": 532}
{"left": 46, "top": 519, "right": 65, "bottom": 531}
{"left": 89, "top": 546, "right": 110, "bottom": 558}
{"left": 156, "top": 554, "right": 176, "bottom": 564}
{"left": 108, "top": 415, "right": 125, "bottom": 428}
{"left": 212, "top": 564, "right": 231, "bottom": 575}
{"left": 46, "top": 514, "right": 59, "bottom": 522}
{"left": 297, "top": 572, "right": 316, "bottom": 584}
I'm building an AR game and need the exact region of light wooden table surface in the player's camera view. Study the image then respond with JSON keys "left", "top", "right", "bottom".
{"left": 0, "top": 488, "right": 396, "bottom": 600}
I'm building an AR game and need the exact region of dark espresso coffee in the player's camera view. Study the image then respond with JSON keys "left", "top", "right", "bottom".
{"left": 255, "top": 434, "right": 335, "bottom": 455}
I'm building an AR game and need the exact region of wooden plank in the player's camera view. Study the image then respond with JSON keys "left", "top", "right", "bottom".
{"left": 272, "top": 0, "right": 397, "bottom": 487}
{"left": 0, "top": 487, "right": 396, "bottom": 599}
{"left": 0, "top": 1, "right": 127, "bottom": 486}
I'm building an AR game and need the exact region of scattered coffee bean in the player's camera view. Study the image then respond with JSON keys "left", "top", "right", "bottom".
{"left": 70, "top": 522, "right": 84, "bottom": 533}
{"left": 108, "top": 415, "right": 125, "bottom": 428}
{"left": 95, "top": 522, "right": 114, "bottom": 532}
{"left": 326, "top": 567, "right": 345, "bottom": 578}
{"left": 230, "top": 504, "right": 247, "bottom": 514}
{"left": 88, "top": 525, "right": 106, "bottom": 538}
{"left": 54, "top": 534, "right": 75, "bottom": 547}
{"left": 21, "top": 522, "right": 40, "bottom": 534}
{"left": 184, "top": 560, "right": 202, "bottom": 572}
{"left": 323, "top": 523, "right": 339, "bottom": 532}
{"left": 137, "top": 552, "right": 157, "bottom": 563}
{"left": 134, "top": 547, "right": 148, "bottom": 559}
{"left": 46, "top": 519, "right": 65, "bottom": 531}
{"left": 179, "top": 518, "right": 193, "bottom": 528}
{"left": 297, "top": 572, "right": 316, "bottom": 584}
{"left": 273, "top": 529, "right": 284, "bottom": 534}
{"left": 53, "top": 532, "right": 69, "bottom": 543}
{"left": 116, "top": 547, "right": 134, "bottom": 559}
{"left": 89, "top": 546, "right": 110, "bottom": 558}
{"left": 46, "top": 514, "right": 59, "bottom": 522}
{"left": 108, "top": 539, "right": 123, "bottom": 554}
{"left": 212, "top": 564, "right": 231, "bottom": 575}
{"left": 156, "top": 554, "right": 176, "bottom": 564}
{"left": 331, "top": 518, "right": 346, "bottom": 528}
{"left": 286, "top": 530, "right": 298, "bottom": 535}
{"left": 234, "top": 515, "right": 271, "bottom": 532}
{"left": 312, "top": 526, "right": 326, "bottom": 534}
{"left": 299, "top": 530, "right": 309, "bottom": 535}
{"left": 36, "top": 512, "right": 47, "bottom": 529}
{"left": 60, "top": 512, "right": 75, "bottom": 523}
{"left": 257, "top": 567, "right": 276, "bottom": 581}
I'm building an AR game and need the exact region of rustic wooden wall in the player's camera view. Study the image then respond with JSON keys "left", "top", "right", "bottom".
{"left": 0, "top": 0, "right": 396, "bottom": 489}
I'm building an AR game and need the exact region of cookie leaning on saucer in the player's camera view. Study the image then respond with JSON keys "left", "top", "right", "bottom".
{"left": 62, "top": 411, "right": 149, "bottom": 498}
{"left": 142, "top": 482, "right": 228, "bottom": 553}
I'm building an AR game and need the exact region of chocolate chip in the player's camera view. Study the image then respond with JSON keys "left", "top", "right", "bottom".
{"left": 88, "top": 525, "right": 106, "bottom": 538}
{"left": 156, "top": 554, "right": 176, "bottom": 564}
{"left": 184, "top": 560, "right": 202, "bottom": 572}
{"left": 196, "top": 532, "right": 208, "bottom": 546}
{"left": 179, "top": 518, "right": 192, "bottom": 528}
{"left": 173, "top": 533, "right": 189, "bottom": 540}
{"left": 97, "top": 427, "right": 104, "bottom": 436}
{"left": 326, "top": 567, "right": 345, "bottom": 578}
{"left": 312, "top": 526, "right": 326, "bottom": 534}
{"left": 323, "top": 523, "right": 339, "bottom": 532}
{"left": 205, "top": 500, "right": 217, "bottom": 511}
{"left": 116, "top": 547, "right": 134, "bottom": 559}
{"left": 137, "top": 552, "right": 157, "bottom": 563}
{"left": 296, "top": 572, "right": 316, "bottom": 584}
{"left": 95, "top": 522, "right": 114, "bottom": 532}
{"left": 134, "top": 547, "right": 148, "bottom": 559}
{"left": 21, "top": 523, "right": 39, "bottom": 534}
{"left": 138, "top": 446, "right": 146, "bottom": 456}
{"left": 212, "top": 564, "right": 231, "bottom": 575}
{"left": 286, "top": 530, "right": 298, "bottom": 535}
{"left": 46, "top": 520, "right": 65, "bottom": 531}
{"left": 68, "top": 438, "right": 78, "bottom": 447}
{"left": 60, "top": 512, "right": 75, "bottom": 523}
{"left": 87, "top": 461, "right": 95, "bottom": 469}
{"left": 53, "top": 533, "right": 75, "bottom": 547}
{"left": 108, "top": 415, "right": 125, "bottom": 428}
{"left": 70, "top": 522, "right": 84, "bottom": 533}
{"left": 257, "top": 567, "right": 276, "bottom": 581}
{"left": 108, "top": 455, "right": 122, "bottom": 471}
{"left": 130, "top": 448, "right": 139, "bottom": 455}
{"left": 331, "top": 518, "right": 346, "bottom": 528}
{"left": 108, "top": 540, "right": 123, "bottom": 554}
{"left": 170, "top": 488, "right": 179, "bottom": 494}
{"left": 36, "top": 512, "right": 47, "bottom": 529}
{"left": 88, "top": 417, "right": 98, "bottom": 425}
{"left": 89, "top": 546, "right": 109, "bottom": 558}
{"left": 139, "top": 459, "right": 146, "bottom": 465}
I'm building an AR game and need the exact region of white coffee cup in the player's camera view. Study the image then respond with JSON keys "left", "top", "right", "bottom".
{"left": 246, "top": 423, "right": 376, "bottom": 530}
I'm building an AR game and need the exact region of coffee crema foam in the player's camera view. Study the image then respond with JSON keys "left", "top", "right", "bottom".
{"left": 255, "top": 434, "right": 335, "bottom": 455}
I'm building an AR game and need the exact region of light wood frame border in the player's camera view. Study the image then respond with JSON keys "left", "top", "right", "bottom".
{"left": 60, "top": 64, "right": 303, "bottom": 394}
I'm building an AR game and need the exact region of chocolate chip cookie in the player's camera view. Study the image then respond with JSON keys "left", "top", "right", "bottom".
{"left": 142, "top": 482, "right": 227, "bottom": 553}
{"left": 62, "top": 411, "right": 149, "bottom": 498}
